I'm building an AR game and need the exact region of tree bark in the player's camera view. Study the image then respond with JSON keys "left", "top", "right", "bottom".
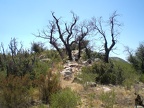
{"left": 104, "top": 51, "right": 109, "bottom": 63}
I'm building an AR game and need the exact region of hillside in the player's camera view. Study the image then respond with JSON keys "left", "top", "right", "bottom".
{"left": 110, "top": 57, "right": 128, "bottom": 63}
{"left": 0, "top": 49, "right": 144, "bottom": 108}
{"left": 58, "top": 60, "right": 144, "bottom": 108}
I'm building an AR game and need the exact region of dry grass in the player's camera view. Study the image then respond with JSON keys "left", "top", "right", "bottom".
{"left": 31, "top": 61, "right": 144, "bottom": 108}
{"left": 60, "top": 76, "right": 144, "bottom": 108}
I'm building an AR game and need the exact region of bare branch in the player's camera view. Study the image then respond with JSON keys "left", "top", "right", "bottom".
{"left": 91, "top": 11, "right": 121, "bottom": 63}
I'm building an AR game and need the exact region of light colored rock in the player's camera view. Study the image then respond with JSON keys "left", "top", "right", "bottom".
{"left": 85, "top": 82, "right": 97, "bottom": 87}
{"left": 60, "top": 70, "right": 72, "bottom": 76}
{"left": 65, "top": 67, "right": 72, "bottom": 72}
{"left": 102, "top": 86, "right": 111, "bottom": 92}
{"left": 134, "top": 106, "right": 144, "bottom": 108}
{"left": 94, "top": 58, "right": 101, "bottom": 62}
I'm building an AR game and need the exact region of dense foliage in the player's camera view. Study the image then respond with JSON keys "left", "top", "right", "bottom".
{"left": 50, "top": 88, "right": 80, "bottom": 108}
{"left": 79, "top": 59, "right": 138, "bottom": 87}
{"left": 128, "top": 42, "right": 144, "bottom": 73}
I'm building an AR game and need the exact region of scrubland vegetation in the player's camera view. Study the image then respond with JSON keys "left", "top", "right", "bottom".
{"left": 1, "top": 11, "right": 144, "bottom": 108}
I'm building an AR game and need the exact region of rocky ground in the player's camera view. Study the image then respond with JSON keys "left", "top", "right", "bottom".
{"left": 59, "top": 61, "right": 144, "bottom": 108}
{"left": 30, "top": 59, "right": 144, "bottom": 108}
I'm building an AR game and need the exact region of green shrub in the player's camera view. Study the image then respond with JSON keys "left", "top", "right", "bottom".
{"left": 97, "top": 63, "right": 125, "bottom": 85}
{"left": 45, "top": 50, "right": 61, "bottom": 62}
{"left": 139, "top": 74, "right": 144, "bottom": 83}
{"left": 31, "top": 42, "right": 45, "bottom": 53}
{"left": 114, "top": 60, "right": 138, "bottom": 88}
{"left": 50, "top": 88, "right": 80, "bottom": 108}
{"left": 34, "top": 61, "right": 50, "bottom": 78}
{"left": 37, "top": 71, "right": 61, "bottom": 104}
{"left": 77, "top": 65, "right": 97, "bottom": 88}
{"left": 0, "top": 75, "right": 32, "bottom": 108}
{"left": 100, "top": 90, "right": 116, "bottom": 108}
{"left": 79, "top": 59, "right": 138, "bottom": 86}
{"left": 81, "top": 50, "right": 104, "bottom": 61}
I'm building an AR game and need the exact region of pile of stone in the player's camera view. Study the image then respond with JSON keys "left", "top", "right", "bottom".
{"left": 60, "top": 61, "right": 80, "bottom": 80}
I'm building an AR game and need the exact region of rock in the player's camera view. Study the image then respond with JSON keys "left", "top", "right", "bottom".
{"left": 102, "top": 86, "right": 111, "bottom": 92}
{"left": 60, "top": 70, "right": 72, "bottom": 76}
{"left": 94, "top": 58, "right": 101, "bottom": 62}
{"left": 72, "top": 50, "right": 79, "bottom": 61}
{"left": 85, "top": 82, "right": 97, "bottom": 87}
{"left": 68, "top": 62, "right": 79, "bottom": 67}
{"left": 64, "top": 71, "right": 72, "bottom": 76}
{"left": 65, "top": 67, "right": 72, "bottom": 72}
{"left": 134, "top": 106, "right": 144, "bottom": 108}
{"left": 63, "top": 74, "right": 72, "bottom": 80}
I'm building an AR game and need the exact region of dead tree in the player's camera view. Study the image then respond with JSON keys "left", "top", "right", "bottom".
{"left": 35, "top": 12, "right": 78, "bottom": 60}
{"left": 77, "top": 24, "right": 90, "bottom": 60}
{"left": 35, "top": 12, "right": 91, "bottom": 61}
{"left": 91, "top": 11, "right": 121, "bottom": 63}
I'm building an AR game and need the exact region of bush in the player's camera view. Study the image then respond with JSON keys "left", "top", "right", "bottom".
{"left": 77, "top": 65, "right": 97, "bottom": 87}
{"left": 96, "top": 62, "right": 125, "bottom": 85}
{"left": 79, "top": 61, "right": 124, "bottom": 85}
{"left": 31, "top": 42, "right": 45, "bottom": 53}
{"left": 34, "top": 60, "right": 50, "bottom": 78}
{"left": 50, "top": 88, "right": 80, "bottom": 108}
{"left": 0, "top": 75, "right": 32, "bottom": 108}
{"left": 79, "top": 60, "right": 138, "bottom": 86}
{"left": 45, "top": 50, "right": 61, "bottom": 62}
{"left": 36, "top": 71, "right": 61, "bottom": 104}
{"left": 0, "top": 38, "right": 39, "bottom": 78}
{"left": 139, "top": 74, "right": 144, "bottom": 83}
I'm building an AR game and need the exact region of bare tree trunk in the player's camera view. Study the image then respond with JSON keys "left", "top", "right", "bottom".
{"left": 104, "top": 51, "right": 109, "bottom": 63}
{"left": 91, "top": 11, "right": 120, "bottom": 63}
{"left": 67, "top": 49, "right": 73, "bottom": 60}
{"left": 77, "top": 42, "right": 81, "bottom": 60}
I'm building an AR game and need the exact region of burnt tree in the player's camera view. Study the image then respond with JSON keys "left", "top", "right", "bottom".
{"left": 35, "top": 12, "right": 91, "bottom": 61}
{"left": 75, "top": 22, "right": 90, "bottom": 60}
{"left": 91, "top": 11, "right": 121, "bottom": 63}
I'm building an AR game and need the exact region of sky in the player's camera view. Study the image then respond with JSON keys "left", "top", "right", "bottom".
{"left": 0, "top": 0, "right": 144, "bottom": 60}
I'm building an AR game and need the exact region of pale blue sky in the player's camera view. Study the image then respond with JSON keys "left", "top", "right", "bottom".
{"left": 0, "top": 0, "right": 144, "bottom": 60}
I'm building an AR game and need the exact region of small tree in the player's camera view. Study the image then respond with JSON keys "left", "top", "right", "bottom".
{"left": 90, "top": 11, "right": 122, "bottom": 63}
